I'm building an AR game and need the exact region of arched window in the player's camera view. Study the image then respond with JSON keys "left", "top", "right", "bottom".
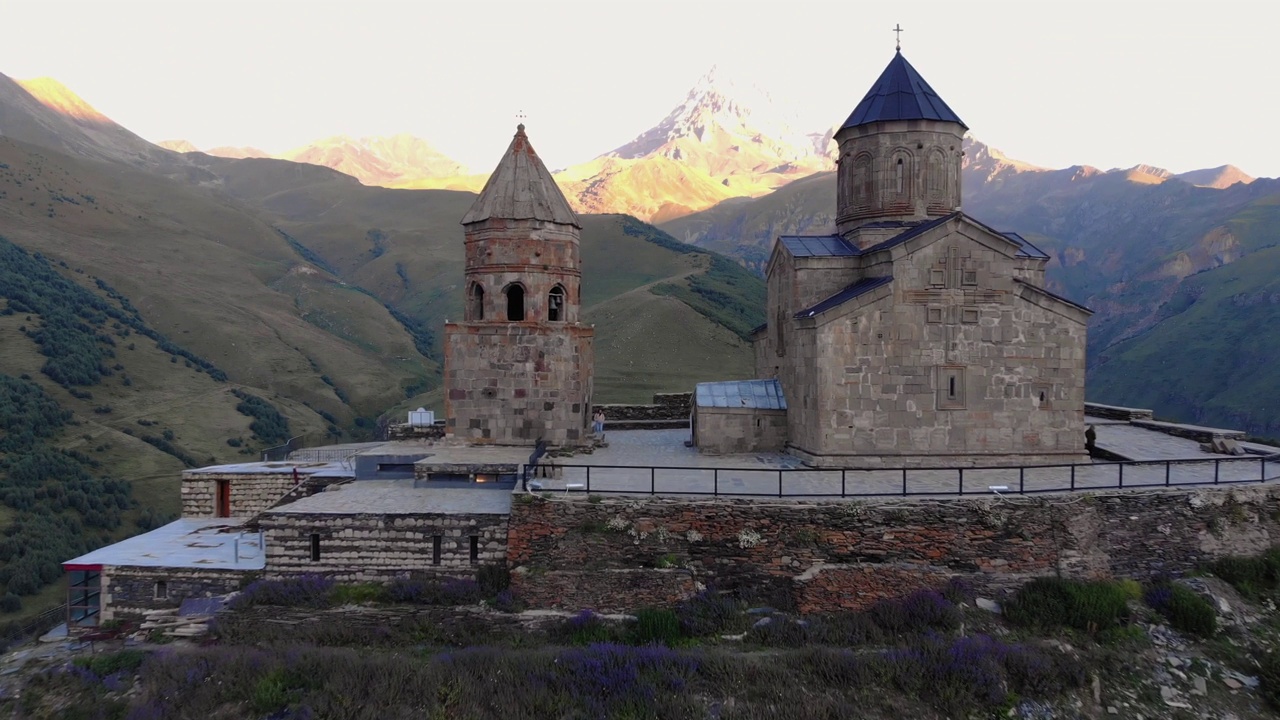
{"left": 927, "top": 148, "right": 946, "bottom": 200}
{"left": 470, "top": 283, "right": 485, "bottom": 321}
{"left": 852, "top": 153, "right": 873, "bottom": 209}
{"left": 505, "top": 284, "right": 525, "bottom": 321}
{"left": 548, "top": 285, "right": 565, "bottom": 322}
{"left": 895, "top": 157, "right": 905, "bottom": 193}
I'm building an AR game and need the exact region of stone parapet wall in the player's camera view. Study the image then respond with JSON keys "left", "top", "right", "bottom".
{"left": 1131, "top": 419, "right": 1247, "bottom": 444}
{"left": 388, "top": 424, "right": 446, "bottom": 441}
{"left": 506, "top": 484, "right": 1280, "bottom": 613}
{"left": 594, "top": 392, "right": 692, "bottom": 422}
{"left": 102, "top": 566, "right": 248, "bottom": 621}
{"left": 182, "top": 471, "right": 299, "bottom": 518}
{"left": 260, "top": 512, "right": 508, "bottom": 581}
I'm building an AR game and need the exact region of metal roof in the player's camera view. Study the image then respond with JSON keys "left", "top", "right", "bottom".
{"left": 841, "top": 52, "right": 967, "bottom": 131}
{"left": 861, "top": 213, "right": 958, "bottom": 254}
{"left": 1013, "top": 278, "right": 1094, "bottom": 314}
{"left": 461, "top": 124, "right": 581, "bottom": 228}
{"left": 1001, "top": 231, "right": 1051, "bottom": 259}
{"left": 63, "top": 518, "right": 264, "bottom": 570}
{"left": 795, "top": 276, "right": 893, "bottom": 318}
{"left": 695, "top": 379, "right": 787, "bottom": 410}
{"left": 779, "top": 235, "right": 857, "bottom": 258}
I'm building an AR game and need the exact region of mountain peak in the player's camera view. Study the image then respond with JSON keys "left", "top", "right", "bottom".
{"left": 1175, "top": 165, "right": 1255, "bottom": 189}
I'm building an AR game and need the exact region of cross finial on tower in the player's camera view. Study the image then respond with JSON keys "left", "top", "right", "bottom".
{"left": 893, "top": 23, "right": 904, "bottom": 52}
{"left": 515, "top": 110, "right": 527, "bottom": 132}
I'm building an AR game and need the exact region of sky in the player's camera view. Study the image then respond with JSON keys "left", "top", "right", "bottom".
{"left": 2, "top": 0, "right": 1278, "bottom": 177}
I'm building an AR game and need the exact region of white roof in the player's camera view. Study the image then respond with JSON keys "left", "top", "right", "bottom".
{"left": 63, "top": 518, "right": 264, "bottom": 570}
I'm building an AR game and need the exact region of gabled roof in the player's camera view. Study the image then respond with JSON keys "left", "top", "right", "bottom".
{"left": 461, "top": 124, "right": 580, "bottom": 228}
{"left": 861, "top": 213, "right": 959, "bottom": 254}
{"left": 841, "top": 51, "right": 967, "bottom": 131}
{"left": 1013, "top": 278, "right": 1093, "bottom": 314}
{"left": 779, "top": 235, "right": 857, "bottom": 258}
{"left": 1000, "top": 232, "right": 1051, "bottom": 260}
{"left": 696, "top": 379, "right": 787, "bottom": 410}
{"left": 795, "top": 276, "right": 892, "bottom": 319}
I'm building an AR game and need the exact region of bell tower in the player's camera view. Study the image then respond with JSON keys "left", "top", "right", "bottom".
{"left": 443, "top": 124, "right": 595, "bottom": 445}
{"left": 834, "top": 50, "right": 967, "bottom": 247}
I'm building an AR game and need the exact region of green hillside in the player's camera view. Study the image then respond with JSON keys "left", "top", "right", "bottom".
{"left": 197, "top": 157, "right": 763, "bottom": 404}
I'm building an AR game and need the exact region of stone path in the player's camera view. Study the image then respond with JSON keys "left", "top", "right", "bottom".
{"left": 1093, "top": 423, "right": 1222, "bottom": 461}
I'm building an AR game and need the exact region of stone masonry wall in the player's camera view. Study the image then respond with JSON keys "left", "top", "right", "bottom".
{"left": 260, "top": 512, "right": 508, "bottom": 581}
{"left": 444, "top": 323, "right": 594, "bottom": 446}
{"left": 102, "top": 566, "right": 247, "bottom": 621}
{"left": 181, "top": 471, "right": 299, "bottom": 518}
{"left": 694, "top": 407, "right": 787, "bottom": 454}
{"left": 506, "top": 483, "right": 1280, "bottom": 613}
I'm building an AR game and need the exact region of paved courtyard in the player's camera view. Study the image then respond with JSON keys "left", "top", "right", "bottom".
{"left": 529, "top": 429, "right": 1277, "bottom": 498}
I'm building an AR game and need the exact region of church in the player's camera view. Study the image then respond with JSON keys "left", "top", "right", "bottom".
{"left": 697, "top": 49, "right": 1092, "bottom": 467}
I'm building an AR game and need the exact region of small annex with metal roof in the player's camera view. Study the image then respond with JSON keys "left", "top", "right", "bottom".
{"left": 692, "top": 379, "right": 789, "bottom": 455}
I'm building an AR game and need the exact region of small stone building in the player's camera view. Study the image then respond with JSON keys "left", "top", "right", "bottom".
{"left": 443, "top": 124, "right": 594, "bottom": 446}
{"left": 749, "top": 50, "right": 1092, "bottom": 467}
{"left": 692, "top": 379, "right": 788, "bottom": 454}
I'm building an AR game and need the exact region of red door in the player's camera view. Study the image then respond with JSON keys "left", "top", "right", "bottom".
{"left": 216, "top": 480, "right": 231, "bottom": 518}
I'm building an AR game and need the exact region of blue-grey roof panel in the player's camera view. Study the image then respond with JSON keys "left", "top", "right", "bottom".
{"left": 795, "top": 276, "right": 893, "bottom": 318}
{"left": 695, "top": 379, "right": 787, "bottom": 410}
{"left": 841, "top": 52, "right": 967, "bottom": 130}
{"left": 1001, "top": 232, "right": 1051, "bottom": 259}
{"left": 861, "top": 213, "right": 958, "bottom": 254}
{"left": 779, "top": 235, "right": 858, "bottom": 258}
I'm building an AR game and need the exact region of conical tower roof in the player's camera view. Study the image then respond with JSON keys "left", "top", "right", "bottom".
{"left": 840, "top": 51, "right": 966, "bottom": 131}
{"left": 461, "top": 124, "right": 580, "bottom": 228}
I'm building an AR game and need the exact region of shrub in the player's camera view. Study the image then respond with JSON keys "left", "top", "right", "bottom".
{"left": 489, "top": 589, "right": 525, "bottom": 613}
{"left": 1144, "top": 581, "right": 1216, "bottom": 636}
{"left": 476, "top": 564, "right": 510, "bottom": 595}
{"left": 1261, "top": 649, "right": 1280, "bottom": 711}
{"left": 1208, "top": 547, "right": 1280, "bottom": 599}
{"left": 385, "top": 575, "right": 482, "bottom": 605}
{"left": 329, "top": 583, "right": 388, "bottom": 605}
{"left": 630, "top": 608, "right": 684, "bottom": 646}
{"left": 868, "top": 589, "right": 961, "bottom": 636}
{"left": 73, "top": 648, "right": 148, "bottom": 676}
{"left": 231, "top": 575, "right": 335, "bottom": 609}
{"left": 552, "top": 610, "right": 621, "bottom": 645}
{"left": 675, "top": 590, "right": 747, "bottom": 637}
{"left": 1003, "top": 577, "right": 1131, "bottom": 632}
{"left": 0, "top": 593, "right": 20, "bottom": 613}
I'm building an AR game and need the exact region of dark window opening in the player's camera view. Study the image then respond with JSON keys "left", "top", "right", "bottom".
{"left": 470, "top": 283, "right": 485, "bottom": 321}
{"left": 896, "top": 157, "right": 905, "bottom": 193}
{"left": 68, "top": 569, "right": 101, "bottom": 628}
{"left": 505, "top": 285, "right": 525, "bottom": 321}
{"left": 948, "top": 377, "right": 956, "bottom": 398}
{"left": 377, "top": 463, "right": 416, "bottom": 473}
{"left": 1039, "top": 391, "right": 1046, "bottom": 402}
{"left": 469, "top": 536, "right": 479, "bottom": 565}
{"left": 310, "top": 533, "right": 321, "bottom": 562}
{"left": 548, "top": 286, "right": 565, "bottom": 321}
{"left": 154, "top": 580, "right": 168, "bottom": 600}
{"left": 433, "top": 536, "right": 442, "bottom": 566}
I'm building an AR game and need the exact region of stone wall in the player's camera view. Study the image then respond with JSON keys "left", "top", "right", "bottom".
{"left": 693, "top": 406, "right": 787, "bottom": 454}
{"left": 182, "top": 471, "right": 299, "bottom": 518}
{"left": 506, "top": 483, "right": 1280, "bottom": 613}
{"left": 260, "top": 512, "right": 508, "bottom": 581}
{"left": 102, "top": 566, "right": 247, "bottom": 621}
{"left": 444, "top": 322, "right": 594, "bottom": 446}
{"left": 1084, "top": 402, "right": 1154, "bottom": 422}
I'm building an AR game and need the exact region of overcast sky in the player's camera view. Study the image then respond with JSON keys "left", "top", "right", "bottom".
{"left": 2, "top": 0, "right": 1276, "bottom": 177}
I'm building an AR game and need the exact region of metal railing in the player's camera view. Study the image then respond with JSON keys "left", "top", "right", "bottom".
{"left": 261, "top": 435, "right": 307, "bottom": 462}
{"left": 521, "top": 455, "right": 1275, "bottom": 498}
{"left": 0, "top": 603, "right": 68, "bottom": 651}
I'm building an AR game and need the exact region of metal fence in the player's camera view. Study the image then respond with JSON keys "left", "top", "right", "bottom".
{"left": 261, "top": 435, "right": 307, "bottom": 462}
{"left": 0, "top": 603, "right": 67, "bottom": 651}
{"left": 522, "top": 455, "right": 1276, "bottom": 498}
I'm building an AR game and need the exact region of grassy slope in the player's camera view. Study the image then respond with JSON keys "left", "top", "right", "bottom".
{"left": 1087, "top": 194, "right": 1280, "bottom": 433}
{"left": 0, "top": 138, "right": 435, "bottom": 419}
{"left": 199, "top": 158, "right": 762, "bottom": 406}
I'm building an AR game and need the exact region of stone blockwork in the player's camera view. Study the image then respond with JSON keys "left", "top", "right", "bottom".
{"left": 593, "top": 392, "right": 693, "bottom": 429}
{"left": 444, "top": 323, "right": 594, "bottom": 446}
{"left": 260, "top": 512, "right": 508, "bottom": 581}
{"left": 506, "top": 484, "right": 1280, "bottom": 613}
{"left": 693, "top": 407, "right": 787, "bottom": 454}
{"left": 182, "top": 470, "right": 300, "bottom": 518}
{"left": 512, "top": 568, "right": 697, "bottom": 612}
{"left": 101, "top": 566, "right": 246, "bottom": 621}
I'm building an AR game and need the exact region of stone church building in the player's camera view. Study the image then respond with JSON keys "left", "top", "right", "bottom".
{"left": 724, "top": 50, "right": 1092, "bottom": 466}
{"left": 443, "top": 124, "right": 594, "bottom": 446}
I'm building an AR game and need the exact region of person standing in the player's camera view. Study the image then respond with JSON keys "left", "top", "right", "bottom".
{"left": 593, "top": 409, "right": 605, "bottom": 436}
